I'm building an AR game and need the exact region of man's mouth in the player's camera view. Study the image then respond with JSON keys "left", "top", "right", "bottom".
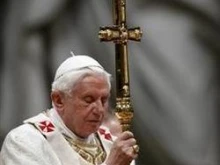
{"left": 88, "top": 120, "right": 101, "bottom": 124}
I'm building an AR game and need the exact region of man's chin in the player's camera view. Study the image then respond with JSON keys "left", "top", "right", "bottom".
{"left": 88, "top": 123, "right": 101, "bottom": 132}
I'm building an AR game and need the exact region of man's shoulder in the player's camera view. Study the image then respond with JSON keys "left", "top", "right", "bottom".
{"left": 7, "top": 111, "right": 49, "bottom": 140}
{"left": 5, "top": 123, "right": 45, "bottom": 143}
{"left": 5, "top": 110, "right": 55, "bottom": 143}
{"left": 0, "top": 121, "right": 62, "bottom": 164}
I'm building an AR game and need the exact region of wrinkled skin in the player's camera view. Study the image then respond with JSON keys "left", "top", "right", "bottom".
{"left": 52, "top": 74, "right": 110, "bottom": 138}
{"left": 105, "top": 131, "right": 138, "bottom": 165}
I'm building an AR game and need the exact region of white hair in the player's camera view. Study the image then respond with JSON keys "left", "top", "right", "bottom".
{"left": 51, "top": 66, "right": 111, "bottom": 96}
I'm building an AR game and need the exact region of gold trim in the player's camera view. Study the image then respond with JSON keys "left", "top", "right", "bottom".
{"left": 63, "top": 134, "right": 106, "bottom": 165}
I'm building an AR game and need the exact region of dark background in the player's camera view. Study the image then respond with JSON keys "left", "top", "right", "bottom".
{"left": 0, "top": 0, "right": 220, "bottom": 165}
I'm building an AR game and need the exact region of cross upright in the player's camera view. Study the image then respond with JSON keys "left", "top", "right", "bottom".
{"left": 99, "top": 0, "right": 142, "bottom": 131}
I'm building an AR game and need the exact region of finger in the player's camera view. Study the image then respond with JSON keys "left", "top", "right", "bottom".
{"left": 124, "top": 138, "right": 137, "bottom": 147}
{"left": 117, "top": 131, "right": 134, "bottom": 141}
{"left": 126, "top": 146, "right": 139, "bottom": 159}
{"left": 131, "top": 145, "right": 139, "bottom": 154}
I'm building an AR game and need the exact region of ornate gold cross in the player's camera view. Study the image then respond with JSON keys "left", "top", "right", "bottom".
{"left": 99, "top": 0, "right": 142, "bottom": 131}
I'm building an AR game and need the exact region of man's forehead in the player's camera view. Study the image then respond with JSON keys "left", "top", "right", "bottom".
{"left": 72, "top": 75, "right": 109, "bottom": 93}
{"left": 75, "top": 75, "right": 109, "bottom": 88}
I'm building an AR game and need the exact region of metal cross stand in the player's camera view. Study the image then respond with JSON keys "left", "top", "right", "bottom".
{"left": 99, "top": 0, "right": 142, "bottom": 131}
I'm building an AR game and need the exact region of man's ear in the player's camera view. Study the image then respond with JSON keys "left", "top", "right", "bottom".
{"left": 51, "top": 91, "right": 65, "bottom": 110}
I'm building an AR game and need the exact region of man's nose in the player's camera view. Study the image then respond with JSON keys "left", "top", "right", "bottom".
{"left": 94, "top": 99, "right": 104, "bottom": 113}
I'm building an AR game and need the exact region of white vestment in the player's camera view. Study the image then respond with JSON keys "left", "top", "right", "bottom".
{"left": 0, "top": 109, "right": 135, "bottom": 165}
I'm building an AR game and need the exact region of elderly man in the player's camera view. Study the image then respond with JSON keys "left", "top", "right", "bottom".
{"left": 0, "top": 55, "right": 138, "bottom": 165}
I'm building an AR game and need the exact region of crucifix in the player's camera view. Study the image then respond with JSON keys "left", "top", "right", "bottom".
{"left": 99, "top": 0, "right": 142, "bottom": 131}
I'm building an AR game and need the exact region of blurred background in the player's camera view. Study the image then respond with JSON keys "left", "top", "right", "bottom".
{"left": 0, "top": 0, "right": 220, "bottom": 165}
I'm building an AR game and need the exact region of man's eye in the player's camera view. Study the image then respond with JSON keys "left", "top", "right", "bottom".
{"left": 101, "top": 97, "right": 108, "bottom": 105}
{"left": 84, "top": 96, "right": 94, "bottom": 103}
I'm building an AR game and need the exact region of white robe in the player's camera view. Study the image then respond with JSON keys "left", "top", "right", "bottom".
{"left": 0, "top": 109, "right": 135, "bottom": 165}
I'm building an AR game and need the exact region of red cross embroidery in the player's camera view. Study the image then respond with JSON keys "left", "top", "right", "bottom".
{"left": 99, "top": 128, "right": 112, "bottom": 141}
{"left": 39, "top": 121, "right": 55, "bottom": 132}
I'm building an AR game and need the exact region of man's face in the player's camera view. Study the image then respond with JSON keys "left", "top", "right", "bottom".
{"left": 60, "top": 74, "right": 110, "bottom": 138}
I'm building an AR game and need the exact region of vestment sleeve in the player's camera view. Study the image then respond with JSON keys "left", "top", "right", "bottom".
{"left": 0, "top": 124, "right": 61, "bottom": 165}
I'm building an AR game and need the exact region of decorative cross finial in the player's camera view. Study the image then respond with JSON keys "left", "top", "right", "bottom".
{"left": 99, "top": 0, "right": 142, "bottom": 44}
